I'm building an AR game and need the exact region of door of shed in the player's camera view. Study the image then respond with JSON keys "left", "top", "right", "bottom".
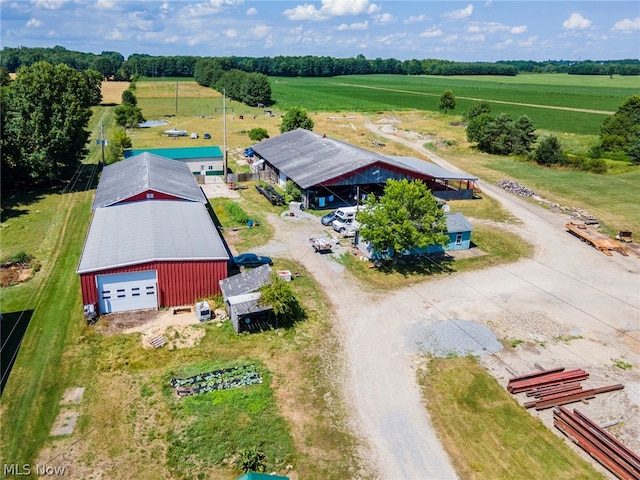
{"left": 97, "top": 270, "right": 158, "bottom": 314}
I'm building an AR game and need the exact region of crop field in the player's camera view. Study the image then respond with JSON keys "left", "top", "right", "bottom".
{"left": 270, "top": 74, "right": 639, "bottom": 135}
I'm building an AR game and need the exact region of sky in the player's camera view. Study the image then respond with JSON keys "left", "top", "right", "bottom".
{"left": 1, "top": 0, "right": 639, "bottom": 62}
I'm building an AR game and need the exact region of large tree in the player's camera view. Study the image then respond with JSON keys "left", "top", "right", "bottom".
{"left": 280, "top": 106, "right": 314, "bottom": 133}
{"left": 439, "top": 90, "right": 456, "bottom": 114}
{"left": 2, "top": 61, "right": 94, "bottom": 185}
{"left": 357, "top": 178, "right": 449, "bottom": 260}
{"left": 599, "top": 95, "right": 640, "bottom": 154}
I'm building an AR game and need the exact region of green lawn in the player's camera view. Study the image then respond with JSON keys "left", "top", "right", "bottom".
{"left": 418, "top": 357, "right": 605, "bottom": 480}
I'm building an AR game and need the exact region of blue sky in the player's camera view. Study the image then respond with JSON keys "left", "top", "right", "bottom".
{"left": 1, "top": 1, "right": 639, "bottom": 62}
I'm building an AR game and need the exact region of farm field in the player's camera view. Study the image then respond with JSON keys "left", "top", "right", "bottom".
{"left": 271, "top": 73, "right": 639, "bottom": 134}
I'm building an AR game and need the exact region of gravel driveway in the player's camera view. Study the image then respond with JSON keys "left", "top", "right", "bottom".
{"left": 249, "top": 124, "right": 640, "bottom": 479}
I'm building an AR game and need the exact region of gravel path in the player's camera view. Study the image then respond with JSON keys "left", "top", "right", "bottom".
{"left": 251, "top": 123, "right": 640, "bottom": 479}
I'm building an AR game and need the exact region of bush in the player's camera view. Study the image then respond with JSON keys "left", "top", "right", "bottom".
{"left": 248, "top": 128, "right": 269, "bottom": 141}
{"left": 234, "top": 447, "right": 266, "bottom": 473}
{"left": 4, "top": 251, "right": 31, "bottom": 265}
{"left": 224, "top": 203, "right": 249, "bottom": 224}
{"left": 285, "top": 180, "right": 302, "bottom": 202}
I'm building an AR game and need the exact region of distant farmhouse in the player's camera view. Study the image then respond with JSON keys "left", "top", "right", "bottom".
{"left": 250, "top": 128, "right": 478, "bottom": 210}
{"left": 125, "top": 146, "right": 224, "bottom": 177}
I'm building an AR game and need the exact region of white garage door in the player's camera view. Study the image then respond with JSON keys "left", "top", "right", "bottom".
{"left": 97, "top": 270, "right": 158, "bottom": 314}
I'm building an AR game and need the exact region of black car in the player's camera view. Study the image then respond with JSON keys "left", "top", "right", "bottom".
{"left": 321, "top": 211, "right": 336, "bottom": 226}
{"left": 203, "top": 133, "right": 211, "bottom": 139}
{"left": 232, "top": 253, "right": 273, "bottom": 268}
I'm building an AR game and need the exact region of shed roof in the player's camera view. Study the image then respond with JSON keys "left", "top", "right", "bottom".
{"left": 251, "top": 129, "right": 477, "bottom": 188}
{"left": 92, "top": 152, "right": 206, "bottom": 209}
{"left": 251, "top": 128, "right": 390, "bottom": 189}
{"left": 124, "top": 146, "right": 223, "bottom": 160}
{"left": 384, "top": 156, "right": 478, "bottom": 181}
{"left": 77, "top": 201, "right": 229, "bottom": 273}
{"left": 219, "top": 264, "right": 272, "bottom": 299}
{"left": 445, "top": 212, "right": 474, "bottom": 233}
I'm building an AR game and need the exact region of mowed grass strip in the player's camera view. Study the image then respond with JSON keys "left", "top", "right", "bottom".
{"left": 418, "top": 357, "right": 605, "bottom": 480}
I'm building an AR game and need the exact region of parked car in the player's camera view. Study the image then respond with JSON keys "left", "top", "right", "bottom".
{"left": 190, "top": 132, "right": 198, "bottom": 139}
{"left": 203, "top": 133, "right": 211, "bottom": 139}
{"left": 321, "top": 211, "right": 337, "bottom": 226}
{"left": 232, "top": 253, "right": 273, "bottom": 268}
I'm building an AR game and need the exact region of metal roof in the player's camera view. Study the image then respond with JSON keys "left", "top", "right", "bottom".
{"left": 124, "top": 146, "right": 223, "bottom": 160}
{"left": 92, "top": 152, "right": 206, "bottom": 209}
{"left": 384, "top": 156, "right": 478, "bottom": 181}
{"left": 77, "top": 201, "right": 229, "bottom": 273}
{"left": 251, "top": 129, "right": 477, "bottom": 188}
{"left": 219, "top": 264, "right": 272, "bottom": 299}
{"left": 251, "top": 128, "right": 391, "bottom": 189}
{"left": 445, "top": 212, "right": 474, "bottom": 233}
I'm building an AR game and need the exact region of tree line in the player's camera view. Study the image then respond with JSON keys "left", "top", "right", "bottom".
{"left": 3, "top": 46, "right": 638, "bottom": 80}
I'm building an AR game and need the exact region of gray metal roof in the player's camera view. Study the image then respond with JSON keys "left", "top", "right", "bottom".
{"left": 445, "top": 212, "right": 474, "bottom": 233}
{"left": 92, "top": 152, "right": 206, "bottom": 209}
{"left": 251, "top": 129, "right": 478, "bottom": 188}
{"left": 77, "top": 201, "right": 229, "bottom": 273}
{"left": 219, "top": 264, "right": 272, "bottom": 299}
{"left": 384, "top": 156, "right": 478, "bottom": 181}
{"left": 251, "top": 128, "right": 391, "bottom": 189}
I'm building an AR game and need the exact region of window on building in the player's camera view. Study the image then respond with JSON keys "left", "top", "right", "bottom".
{"left": 146, "top": 193, "right": 154, "bottom": 199}
{"left": 455, "top": 233, "right": 463, "bottom": 245}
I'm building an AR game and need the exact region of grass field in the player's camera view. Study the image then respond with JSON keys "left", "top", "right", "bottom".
{"left": 271, "top": 74, "right": 639, "bottom": 135}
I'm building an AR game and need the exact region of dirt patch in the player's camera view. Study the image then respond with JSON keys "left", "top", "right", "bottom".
{"left": 0, "top": 265, "right": 33, "bottom": 286}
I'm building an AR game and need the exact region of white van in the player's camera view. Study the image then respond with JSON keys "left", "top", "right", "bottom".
{"left": 332, "top": 206, "right": 360, "bottom": 233}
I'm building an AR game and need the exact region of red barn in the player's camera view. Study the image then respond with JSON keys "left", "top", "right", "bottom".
{"left": 77, "top": 153, "right": 230, "bottom": 315}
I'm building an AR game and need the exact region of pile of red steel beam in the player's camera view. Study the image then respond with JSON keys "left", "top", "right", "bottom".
{"left": 554, "top": 407, "right": 640, "bottom": 480}
{"left": 507, "top": 367, "right": 624, "bottom": 410}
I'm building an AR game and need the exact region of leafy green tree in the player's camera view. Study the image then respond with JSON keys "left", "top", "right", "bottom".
{"left": 2, "top": 61, "right": 94, "bottom": 185}
{"left": 466, "top": 113, "right": 493, "bottom": 144}
{"left": 107, "top": 129, "right": 132, "bottom": 164}
{"left": 248, "top": 127, "right": 269, "bottom": 141}
{"left": 121, "top": 89, "right": 137, "bottom": 106}
{"left": 464, "top": 100, "right": 491, "bottom": 121}
{"left": 357, "top": 178, "right": 449, "bottom": 260}
{"left": 285, "top": 180, "right": 302, "bottom": 202}
{"left": 259, "top": 274, "right": 301, "bottom": 327}
{"left": 467, "top": 113, "right": 537, "bottom": 155}
{"left": 0, "top": 66, "right": 12, "bottom": 86}
{"left": 626, "top": 130, "right": 640, "bottom": 164}
{"left": 535, "top": 136, "right": 565, "bottom": 166}
{"left": 600, "top": 95, "right": 640, "bottom": 153}
{"left": 512, "top": 115, "right": 537, "bottom": 154}
{"left": 280, "top": 106, "right": 314, "bottom": 133}
{"left": 242, "top": 72, "right": 272, "bottom": 107}
{"left": 439, "top": 90, "right": 456, "bottom": 114}
{"left": 114, "top": 104, "right": 145, "bottom": 129}
{"left": 83, "top": 69, "right": 103, "bottom": 106}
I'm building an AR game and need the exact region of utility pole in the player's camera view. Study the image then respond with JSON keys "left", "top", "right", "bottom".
{"left": 99, "top": 121, "right": 106, "bottom": 166}
{"left": 175, "top": 81, "right": 178, "bottom": 114}
{"left": 223, "top": 88, "right": 227, "bottom": 179}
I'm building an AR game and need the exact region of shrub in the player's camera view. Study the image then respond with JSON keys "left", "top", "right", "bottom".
{"left": 234, "top": 447, "right": 267, "bottom": 473}
{"left": 248, "top": 127, "right": 269, "bottom": 141}
{"left": 285, "top": 180, "right": 302, "bottom": 202}
{"left": 224, "top": 202, "right": 249, "bottom": 224}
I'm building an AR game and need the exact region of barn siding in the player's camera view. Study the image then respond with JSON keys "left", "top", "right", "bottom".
{"left": 80, "top": 260, "right": 227, "bottom": 310}
{"left": 116, "top": 190, "right": 185, "bottom": 204}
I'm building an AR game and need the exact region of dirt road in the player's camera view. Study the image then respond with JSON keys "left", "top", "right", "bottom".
{"left": 251, "top": 123, "right": 640, "bottom": 479}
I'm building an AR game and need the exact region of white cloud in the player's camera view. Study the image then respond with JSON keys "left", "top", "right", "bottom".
{"left": 444, "top": 4, "right": 473, "bottom": 20}
{"left": 252, "top": 24, "right": 271, "bottom": 38}
{"left": 517, "top": 36, "right": 538, "bottom": 48}
{"left": 419, "top": 28, "right": 443, "bottom": 38}
{"left": 510, "top": 25, "right": 527, "bottom": 35}
{"left": 612, "top": 17, "right": 640, "bottom": 33}
{"left": 467, "top": 22, "right": 509, "bottom": 34}
{"left": 31, "top": 0, "right": 68, "bottom": 10}
{"left": 209, "top": 0, "right": 244, "bottom": 8}
{"left": 283, "top": 0, "right": 380, "bottom": 21}
{"left": 26, "top": 18, "right": 43, "bottom": 28}
{"left": 404, "top": 14, "right": 426, "bottom": 25}
{"left": 105, "top": 28, "right": 124, "bottom": 40}
{"left": 336, "top": 21, "right": 368, "bottom": 31}
{"left": 374, "top": 13, "right": 394, "bottom": 25}
{"left": 246, "top": 7, "right": 257, "bottom": 16}
{"left": 463, "top": 33, "right": 485, "bottom": 43}
{"left": 562, "top": 13, "right": 592, "bottom": 30}
{"left": 224, "top": 28, "right": 238, "bottom": 38}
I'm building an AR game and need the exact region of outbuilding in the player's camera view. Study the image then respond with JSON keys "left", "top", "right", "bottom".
{"left": 124, "top": 146, "right": 224, "bottom": 177}
{"left": 219, "top": 265, "right": 274, "bottom": 333}
{"left": 78, "top": 152, "right": 230, "bottom": 315}
{"left": 250, "top": 128, "right": 478, "bottom": 209}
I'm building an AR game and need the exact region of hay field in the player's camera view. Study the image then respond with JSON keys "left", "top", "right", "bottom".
{"left": 100, "top": 81, "right": 129, "bottom": 105}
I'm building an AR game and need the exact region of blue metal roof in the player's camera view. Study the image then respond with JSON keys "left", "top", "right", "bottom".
{"left": 125, "top": 146, "right": 223, "bottom": 160}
